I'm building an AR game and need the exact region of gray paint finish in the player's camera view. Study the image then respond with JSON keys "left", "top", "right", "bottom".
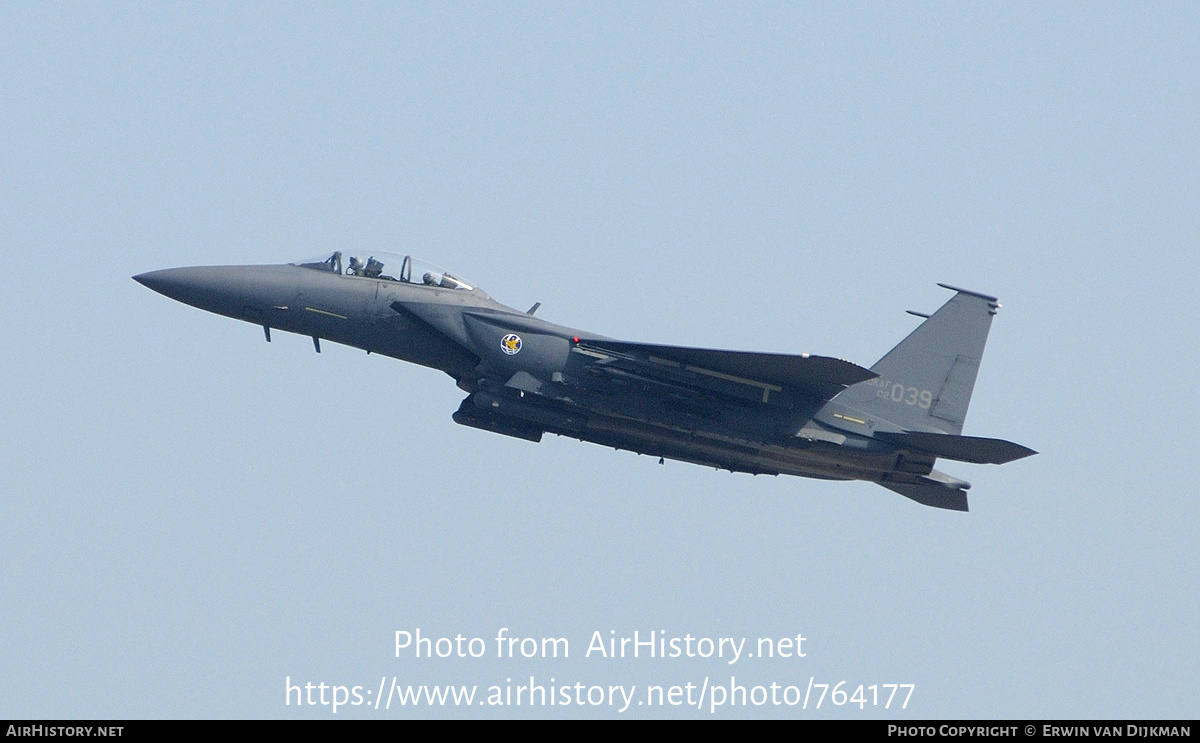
{"left": 135, "top": 253, "right": 1035, "bottom": 512}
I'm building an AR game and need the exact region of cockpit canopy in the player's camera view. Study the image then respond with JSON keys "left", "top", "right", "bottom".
{"left": 293, "top": 251, "right": 478, "bottom": 292}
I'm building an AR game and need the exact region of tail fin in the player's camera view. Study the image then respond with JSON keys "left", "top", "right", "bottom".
{"left": 839, "top": 284, "right": 1000, "bottom": 435}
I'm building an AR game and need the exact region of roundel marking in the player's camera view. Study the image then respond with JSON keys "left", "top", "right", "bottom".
{"left": 500, "top": 333, "right": 522, "bottom": 355}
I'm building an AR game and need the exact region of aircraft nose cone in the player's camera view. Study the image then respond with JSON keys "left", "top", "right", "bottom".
{"left": 132, "top": 269, "right": 174, "bottom": 294}
{"left": 132, "top": 265, "right": 248, "bottom": 314}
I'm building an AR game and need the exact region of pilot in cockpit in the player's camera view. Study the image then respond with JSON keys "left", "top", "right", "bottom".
{"left": 347, "top": 256, "right": 387, "bottom": 279}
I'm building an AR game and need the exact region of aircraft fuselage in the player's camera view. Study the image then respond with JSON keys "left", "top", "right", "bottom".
{"left": 135, "top": 254, "right": 1035, "bottom": 511}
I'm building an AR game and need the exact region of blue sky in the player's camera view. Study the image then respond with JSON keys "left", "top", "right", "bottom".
{"left": 1, "top": 3, "right": 1197, "bottom": 718}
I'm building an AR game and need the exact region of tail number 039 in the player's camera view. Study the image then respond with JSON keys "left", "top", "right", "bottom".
{"left": 875, "top": 380, "right": 933, "bottom": 409}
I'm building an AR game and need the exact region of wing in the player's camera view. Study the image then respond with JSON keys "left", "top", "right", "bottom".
{"left": 574, "top": 339, "right": 877, "bottom": 405}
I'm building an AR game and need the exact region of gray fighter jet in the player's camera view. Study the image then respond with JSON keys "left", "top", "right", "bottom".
{"left": 135, "top": 251, "right": 1034, "bottom": 511}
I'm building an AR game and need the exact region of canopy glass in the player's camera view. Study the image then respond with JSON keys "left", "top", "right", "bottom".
{"left": 293, "top": 251, "right": 477, "bottom": 292}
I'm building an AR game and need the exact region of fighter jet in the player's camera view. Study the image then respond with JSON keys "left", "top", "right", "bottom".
{"left": 134, "top": 251, "right": 1034, "bottom": 511}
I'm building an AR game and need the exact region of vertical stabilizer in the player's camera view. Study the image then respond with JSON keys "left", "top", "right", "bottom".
{"left": 837, "top": 285, "right": 1000, "bottom": 435}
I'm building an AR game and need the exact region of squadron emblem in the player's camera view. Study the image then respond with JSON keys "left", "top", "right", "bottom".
{"left": 500, "top": 333, "right": 522, "bottom": 355}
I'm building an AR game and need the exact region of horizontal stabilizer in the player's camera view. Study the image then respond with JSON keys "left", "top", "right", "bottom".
{"left": 879, "top": 480, "right": 970, "bottom": 512}
{"left": 579, "top": 340, "right": 877, "bottom": 402}
{"left": 877, "top": 431, "right": 1037, "bottom": 464}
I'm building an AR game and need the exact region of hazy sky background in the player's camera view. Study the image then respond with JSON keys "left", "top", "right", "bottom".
{"left": 2, "top": 3, "right": 1197, "bottom": 718}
